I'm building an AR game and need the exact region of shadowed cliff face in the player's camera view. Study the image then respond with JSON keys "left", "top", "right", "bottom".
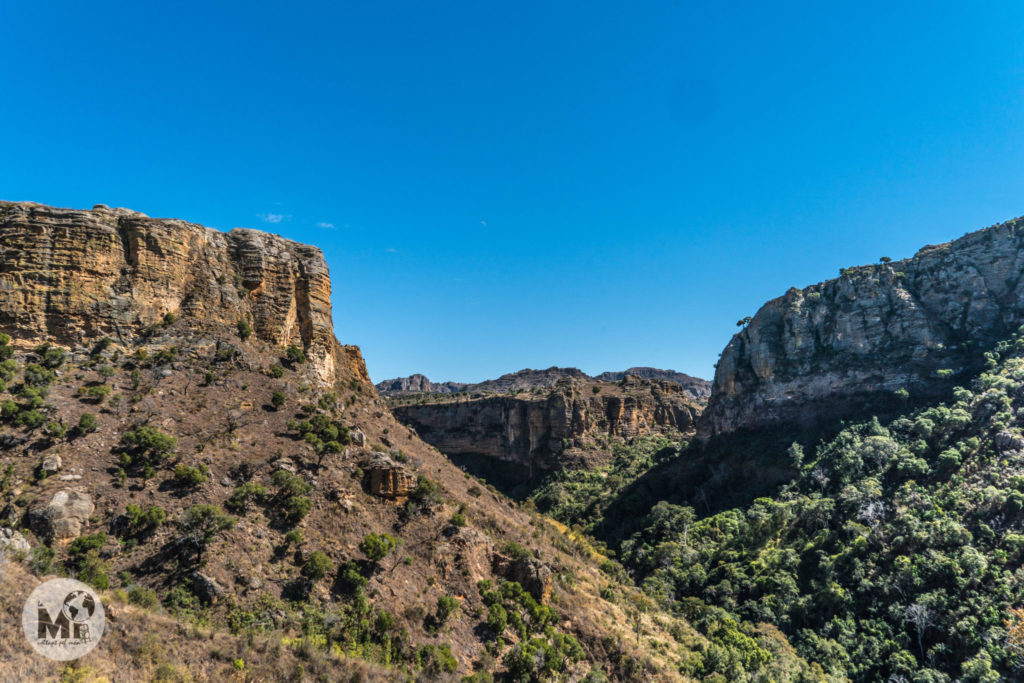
{"left": 392, "top": 376, "right": 701, "bottom": 473}
{"left": 0, "top": 201, "right": 359, "bottom": 386}
{"left": 702, "top": 216, "right": 1024, "bottom": 436}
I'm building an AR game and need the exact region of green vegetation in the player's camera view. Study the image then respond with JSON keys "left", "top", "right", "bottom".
{"left": 271, "top": 390, "right": 286, "bottom": 409}
{"left": 176, "top": 504, "right": 235, "bottom": 564}
{"left": 77, "top": 412, "right": 98, "bottom": 433}
{"left": 119, "top": 425, "right": 178, "bottom": 479}
{"left": 359, "top": 532, "right": 397, "bottom": 564}
{"left": 225, "top": 482, "right": 268, "bottom": 513}
{"left": 528, "top": 326, "right": 1024, "bottom": 680}
{"left": 284, "top": 345, "right": 306, "bottom": 365}
{"left": 172, "top": 463, "right": 209, "bottom": 487}
{"left": 236, "top": 319, "right": 253, "bottom": 340}
{"left": 301, "top": 551, "right": 334, "bottom": 581}
{"left": 271, "top": 470, "right": 313, "bottom": 523}
{"left": 435, "top": 595, "right": 459, "bottom": 624}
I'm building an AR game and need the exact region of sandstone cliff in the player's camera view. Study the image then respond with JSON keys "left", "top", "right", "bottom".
{"left": 702, "top": 215, "right": 1024, "bottom": 436}
{"left": 0, "top": 201, "right": 363, "bottom": 386}
{"left": 392, "top": 375, "right": 701, "bottom": 473}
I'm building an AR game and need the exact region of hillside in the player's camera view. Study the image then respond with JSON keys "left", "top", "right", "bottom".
{"left": 0, "top": 202, "right": 816, "bottom": 682}
{"left": 516, "top": 215, "right": 1024, "bottom": 681}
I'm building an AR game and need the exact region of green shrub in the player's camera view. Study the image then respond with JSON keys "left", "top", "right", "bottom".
{"left": 269, "top": 364, "right": 285, "bottom": 378}
{"left": 284, "top": 496, "right": 313, "bottom": 523}
{"left": 436, "top": 595, "right": 460, "bottom": 624}
{"left": 45, "top": 421, "right": 66, "bottom": 439}
{"left": 302, "top": 551, "right": 334, "bottom": 581}
{"left": 225, "top": 482, "right": 268, "bottom": 513}
{"left": 237, "top": 320, "right": 253, "bottom": 340}
{"left": 284, "top": 345, "right": 306, "bottom": 365}
{"left": 173, "top": 463, "right": 209, "bottom": 487}
{"left": 127, "top": 585, "right": 159, "bottom": 609}
{"left": 78, "top": 412, "right": 98, "bottom": 433}
{"left": 360, "top": 532, "right": 397, "bottom": 563}
{"left": 271, "top": 391, "right": 286, "bottom": 409}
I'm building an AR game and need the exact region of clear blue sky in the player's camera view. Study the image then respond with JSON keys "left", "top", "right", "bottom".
{"left": 4, "top": 2, "right": 1024, "bottom": 383}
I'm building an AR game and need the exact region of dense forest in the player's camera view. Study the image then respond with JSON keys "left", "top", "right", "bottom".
{"left": 530, "top": 327, "right": 1024, "bottom": 681}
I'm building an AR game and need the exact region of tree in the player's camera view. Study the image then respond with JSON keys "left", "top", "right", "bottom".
{"left": 271, "top": 391, "right": 286, "bottom": 409}
{"left": 77, "top": 412, "right": 98, "bottom": 434}
{"left": 177, "top": 505, "right": 235, "bottom": 564}
{"left": 904, "top": 602, "right": 933, "bottom": 662}
{"left": 737, "top": 316, "right": 753, "bottom": 327}
{"left": 236, "top": 319, "right": 253, "bottom": 340}
{"left": 360, "top": 532, "right": 397, "bottom": 565}
{"left": 302, "top": 551, "right": 334, "bottom": 581}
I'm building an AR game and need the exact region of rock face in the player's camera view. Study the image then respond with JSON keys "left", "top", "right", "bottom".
{"left": 702, "top": 216, "right": 1024, "bottom": 436}
{"left": 362, "top": 453, "right": 416, "bottom": 500}
{"left": 392, "top": 376, "right": 701, "bottom": 473}
{"left": 28, "top": 489, "right": 94, "bottom": 542}
{"left": 0, "top": 201, "right": 359, "bottom": 386}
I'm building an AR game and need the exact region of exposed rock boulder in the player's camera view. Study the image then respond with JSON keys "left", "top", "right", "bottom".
{"left": 190, "top": 571, "right": 228, "bottom": 604}
{"left": 0, "top": 527, "right": 31, "bottom": 555}
{"left": 27, "top": 489, "right": 94, "bottom": 542}
{"left": 40, "top": 454, "right": 62, "bottom": 475}
{"left": 493, "top": 552, "right": 554, "bottom": 604}
{"left": 362, "top": 453, "right": 416, "bottom": 500}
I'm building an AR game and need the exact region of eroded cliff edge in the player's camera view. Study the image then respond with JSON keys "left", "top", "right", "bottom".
{"left": 392, "top": 374, "right": 702, "bottom": 474}
{"left": 702, "top": 215, "right": 1024, "bottom": 436}
{"left": 0, "top": 201, "right": 366, "bottom": 386}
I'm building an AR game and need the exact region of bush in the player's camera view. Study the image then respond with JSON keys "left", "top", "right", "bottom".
{"left": 17, "top": 409, "right": 46, "bottom": 429}
{"left": 24, "top": 363, "right": 55, "bottom": 386}
{"left": 122, "top": 504, "right": 167, "bottom": 536}
{"left": 271, "top": 391, "right": 286, "bottom": 409}
{"left": 302, "top": 551, "right": 334, "bottom": 581}
{"left": 436, "top": 595, "right": 460, "bottom": 624}
{"left": 45, "top": 421, "right": 66, "bottom": 439}
{"left": 225, "top": 482, "right": 268, "bottom": 513}
{"left": 285, "top": 345, "right": 306, "bottom": 365}
{"left": 500, "top": 542, "right": 532, "bottom": 561}
{"left": 450, "top": 512, "right": 467, "bottom": 527}
{"left": 173, "top": 464, "right": 209, "bottom": 487}
{"left": 284, "top": 495, "right": 313, "bottom": 523}
{"left": 78, "top": 412, "right": 98, "bottom": 433}
{"left": 85, "top": 385, "right": 112, "bottom": 403}
{"left": 360, "top": 532, "right": 398, "bottom": 563}
{"left": 127, "top": 585, "right": 159, "bottom": 609}
{"left": 237, "top": 320, "right": 253, "bottom": 340}
{"left": 415, "top": 644, "right": 458, "bottom": 676}
{"left": 122, "top": 426, "right": 177, "bottom": 457}
{"left": 487, "top": 603, "right": 508, "bottom": 634}
{"left": 269, "top": 364, "right": 285, "bottom": 378}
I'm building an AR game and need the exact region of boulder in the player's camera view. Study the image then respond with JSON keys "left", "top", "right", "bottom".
{"left": 350, "top": 429, "right": 366, "bottom": 447}
{"left": 0, "top": 527, "right": 31, "bottom": 555}
{"left": 40, "top": 454, "right": 62, "bottom": 475}
{"left": 28, "top": 489, "right": 94, "bottom": 542}
{"left": 362, "top": 453, "right": 416, "bottom": 501}
{"left": 493, "top": 553, "right": 554, "bottom": 604}
{"left": 190, "top": 571, "right": 228, "bottom": 604}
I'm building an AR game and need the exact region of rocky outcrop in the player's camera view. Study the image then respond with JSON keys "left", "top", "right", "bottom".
{"left": 492, "top": 553, "right": 553, "bottom": 603}
{"left": 0, "top": 201, "right": 359, "bottom": 386}
{"left": 27, "top": 489, "right": 94, "bottom": 542}
{"left": 702, "top": 216, "right": 1024, "bottom": 436}
{"left": 362, "top": 453, "right": 416, "bottom": 500}
{"left": 392, "top": 376, "right": 700, "bottom": 473}
{"left": 596, "top": 367, "right": 711, "bottom": 400}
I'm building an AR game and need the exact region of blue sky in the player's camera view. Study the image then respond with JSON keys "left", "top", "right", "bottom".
{"left": 4, "top": 2, "right": 1024, "bottom": 383}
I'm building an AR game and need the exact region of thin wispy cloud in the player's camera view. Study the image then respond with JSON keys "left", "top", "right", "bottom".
{"left": 316, "top": 221, "right": 335, "bottom": 229}
{"left": 259, "top": 213, "right": 290, "bottom": 224}
{"left": 480, "top": 220, "right": 487, "bottom": 227}
{"left": 386, "top": 247, "right": 398, "bottom": 253}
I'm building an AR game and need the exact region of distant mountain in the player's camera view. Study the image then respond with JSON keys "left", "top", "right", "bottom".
{"left": 596, "top": 367, "right": 711, "bottom": 400}
{"left": 374, "top": 373, "right": 467, "bottom": 395}
{"left": 378, "top": 366, "right": 710, "bottom": 400}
